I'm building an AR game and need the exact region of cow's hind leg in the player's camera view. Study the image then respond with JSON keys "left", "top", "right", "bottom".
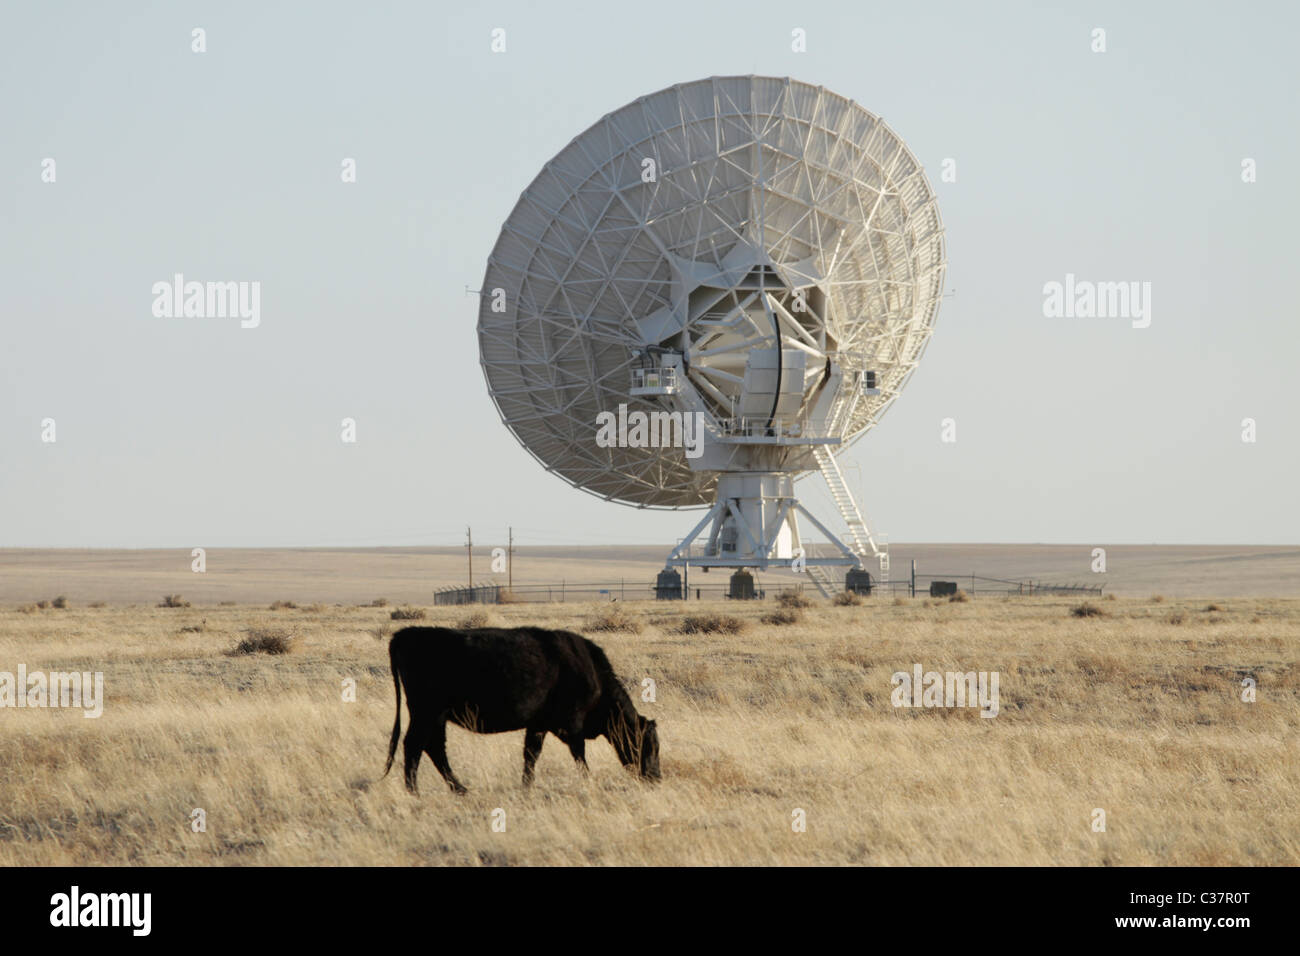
{"left": 402, "top": 718, "right": 428, "bottom": 795}
{"left": 522, "top": 727, "right": 546, "bottom": 786}
{"left": 522, "top": 726, "right": 547, "bottom": 786}
{"left": 426, "top": 716, "right": 468, "bottom": 795}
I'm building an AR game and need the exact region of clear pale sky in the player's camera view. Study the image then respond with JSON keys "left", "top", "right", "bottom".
{"left": 2, "top": 1, "right": 1296, "bottom": 549}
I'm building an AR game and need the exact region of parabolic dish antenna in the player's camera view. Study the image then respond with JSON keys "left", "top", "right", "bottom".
{"left": 478, "top": 75, "right": 945, "bottom": 595}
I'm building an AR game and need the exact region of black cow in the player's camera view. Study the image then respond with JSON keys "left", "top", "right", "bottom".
{"left": 383, "top": 625, "right": 660, "bottom": 794}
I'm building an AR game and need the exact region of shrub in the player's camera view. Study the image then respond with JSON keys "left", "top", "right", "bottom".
{"left": 949, "top": 590, "right": 970, "bottom": 603}
{"left": 369, "top": 598, "right": 388, "bottom": 608}
{"left": 833, "top": 590, "right": 864, "bottom": 607}
{"left": 1167, "top": 611, "right": 1187, "bottom": 625}
{"left": 589, "top": 606, "right": 642, "bottom": 633}
{"left": 51, "top": 596, "right": 68, "bottom": 609}
{"left": 159, "top": 595, "right": 191, "bottom": 608}
{"left": 390, "top": 607, "right": 426, "bottom": 621}
{"left": 1204, "top": 603, "right": 1224, "bottom": 612}
{"left": 679, "top": 614, "right": 746, "bottom": 635}
{"left": 762, "top": 608, "right": 802, "bottom": 626}
{"left": 270, "top": 600, "right": 298, "bottom": 610}
{"left": 458, "top": 610, "right": 492, "bottom": 629}
{"left": 1104, "top": 593, "right": 1117, "bottom": 601}
{"left": 35, "top": 600, "right": 49, "bottom": 609}
{"left": 776, "top": 589, "right": 813, "bottom": 609}
{"left": 89, "top": 601, "right": 107, "bottom": 609}
{"left": 1151, "top": 594, "right": 1166, "bottom": 603}
{"left": 17, "top": 604, "right": 37, "bottom": 614}
{"left": 1071, "top": 602, "right": 1105, "bottom": 618}
{"left": 229, "top": 629, "right": 297, "bottom": 655}
{"left": 892, "top": 596, "right": 908, "bottom": 607}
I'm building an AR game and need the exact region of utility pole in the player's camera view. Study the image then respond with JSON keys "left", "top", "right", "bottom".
{"left": 466, "top": 526, "right": 473, "bottom": 590}
{"left": 682, "top": 540, "right": 689, "bottom": 601}
{"left": 507, "top": 526, "right": 514, "bottom": 590}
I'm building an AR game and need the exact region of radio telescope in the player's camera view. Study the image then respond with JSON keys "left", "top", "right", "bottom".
{"left": 478, "top": 76, "right": 945, "bottom": 596}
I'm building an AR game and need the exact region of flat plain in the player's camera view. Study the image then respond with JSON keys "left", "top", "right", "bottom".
{"left": 2, "top": 543, "right": 1300, "bottom": 605}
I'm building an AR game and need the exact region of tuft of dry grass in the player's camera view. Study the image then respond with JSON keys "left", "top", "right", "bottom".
{"left": 1071, "top": 602, "right": 1105, "bottom": 618}
{"left": 1205, "top": 603, "right": 1224, "bottom": 612}
{"left": 368, "top": 598, "right": 388, "bottom": 607}
{"left": 776, "top": 589, "right": 813, "bottom": 609}
{"left": 229, "top": 628, "right": 298, "bottom": 655}
{"left": 762, "top": 608, "right": 802, "bottom": 626}
{"left": 588, "top": 606, "right": 643, "bottom": 633}
{"left": 88, "top": 601, "right": 107, "bottom": 609}
{"left": 390, "top": 607, "right": 426, "bottom": 621}
{"left": 679, "top": 613, "right": 746, "bottom": 635}
{"left": 1168, "top": 611, "right": 1187, "bottom": 625}
{"left": 51, "top": 596, "right": 68, "bottom": 609}
{"left": 270, "top": 600, "right": 298, "bottom": 610}
{"left": 458, "top": 610, "right": 492, "bottom": 629}
{"left": 949, "top": 590, "right": 970, "bottom": 603}
{"left": 833, "top": 590, "right": 864, "bottom": 607}
{"left": 1152, "top": 594, "right": 1166, "bottom": 603}
{"left": 158, "top": 594, "right": 191, "bottom": 608}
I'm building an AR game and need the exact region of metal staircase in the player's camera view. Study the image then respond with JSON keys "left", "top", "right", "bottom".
{"left": 804, "top": 562, "right": 835, "bottom": 599}
{"left": 813, "top": 445, "right": 889, "bottom": 587}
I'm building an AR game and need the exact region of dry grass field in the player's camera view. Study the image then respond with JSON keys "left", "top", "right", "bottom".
{"left": 3, "top": 593, "right": 1298, "bottom": 866}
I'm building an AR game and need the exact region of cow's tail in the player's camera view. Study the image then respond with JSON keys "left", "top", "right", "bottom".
{"left": 383, "top": 636, "right": 403, "bottom": 776}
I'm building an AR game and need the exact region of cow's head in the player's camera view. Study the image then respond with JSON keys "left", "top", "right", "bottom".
{"left": 609, "top": 714, "right": 661, "bottom": 781}
{"left": 635, "top": 715, "right": 661, "bottom": 781}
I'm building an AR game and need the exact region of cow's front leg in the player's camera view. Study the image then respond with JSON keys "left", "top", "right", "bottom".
{"left": 522, "top": 727, "right": 546, "bottom": 786}
{"left": 566, "top": 735, "right": 589, "bottom": 775}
